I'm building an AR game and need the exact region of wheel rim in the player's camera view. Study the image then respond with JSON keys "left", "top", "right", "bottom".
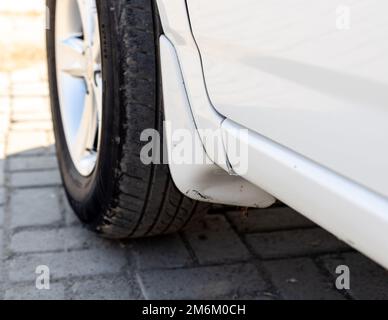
{"left": 55, "top": 0, "right": 102, "bottom": 176}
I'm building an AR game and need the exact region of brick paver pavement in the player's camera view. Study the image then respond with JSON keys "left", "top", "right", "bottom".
{"left": 0, "top": 0, "right": 387, "bottom": 300}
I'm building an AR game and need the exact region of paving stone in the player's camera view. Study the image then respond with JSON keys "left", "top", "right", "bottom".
{"left": 321, "top": 253, "right": 388, "bottom": 300}
{"left": 11, "top": 226, "right": 110, "bottom": 253}
{"left": 0, "top": 187, "right": 5, "bottom": 206}
{"left": 63, "top": 194, "right": 80, "bottom": 226}
{"left": 9, "top": 248, "right": 127, "bottom": 282}
{"left": 11, "top": 120, "right": 53, "bottom": 131}
{"left": 0, "top": 103, "right": 6, "bottom": 119}
{"left": 8, "top": 156, "right": 57, "bottom": 172}
{"left": 47, "top": 131, "right": 55, "bottom": 145}
{"left": 0, "top": 232, "right": 3, "bottom": 289}
{"left": 0, "top": 144, "right": 5, "bottom": 159}
{"left": 227, "top": 207, "right": 316, "bottom": 233}
{"left": 11, "top": 82, "right": 48, "bottom": 97}
{"left": 0, "top": 102, "right": 5, "bottom": 118}
{"left": 131, "top": 234, "right": 193, "bottom": 270}
{"left": 0, "top": 206, "right": 4, "bottom": 227}
{"left": 0, "top": 0, "right": 44, "bottom": 13}
{"left": 0, "top": 97, "right": 10, "bottom": 109}
{"left": 263, "top": 258, "right": 345, "bottom": 300}
{"left": 6, "top": 131, "right": 50, "bottom": 156}
{"left": 245, "top": 228, "right": 350, "bottom": 259}
{"left": 10, "top": 187, "right": 61, "bottom": 228}
{"left": 137, "top": 263, "right": 269, "bottom": 300}
{"left": 9, "top": 64, "right": 47, "bottom": 83}
{"left": 10, "top": 170, "right": 61, "bottom": 188}
{"left": 12, "top": 111, "right": 51, "bottom": 122}
{"left": 0, "top": 160, "right": 4, "bottom": 187}
{"left": 47, "top": 144, "right": 56, "bottom": 155}
{"left": 11, "top": 97, "right": 49, "bottom": 117}
{"left": 0, "top": 109, "right": 10, "bottom": 136}
{"left": 0, "top": 230, "right": 3, "bottom": 257}
{"left": 0, "top": 75, "right": 10, "bottom": 96}
{"left": 5, "top": 283, "right": 65, "bottom": 300}
{"left": 184, "top": 215, "right": 250, "bottom": 264}
{"left": 69, "top": 276, "right": 142, "bottom": 300}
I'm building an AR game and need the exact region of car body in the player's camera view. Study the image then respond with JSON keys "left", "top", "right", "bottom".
{"left": 157, "top": 0, "right": 388, "bottom": 268}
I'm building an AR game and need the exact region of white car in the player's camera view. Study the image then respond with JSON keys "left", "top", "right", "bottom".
{"left": 46, "top": 0, "right": 388, "bottom": 268}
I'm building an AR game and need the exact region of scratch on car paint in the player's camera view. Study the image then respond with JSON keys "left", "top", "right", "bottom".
{"left": 188, "top": 190, "right": 213, "bottom": 201}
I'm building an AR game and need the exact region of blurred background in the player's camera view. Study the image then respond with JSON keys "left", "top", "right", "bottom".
{"left": 0, "top": 1, "right": 46, "bottom": 73}
{"left": 0, "top": 0, "right": 387, "bottom": 300}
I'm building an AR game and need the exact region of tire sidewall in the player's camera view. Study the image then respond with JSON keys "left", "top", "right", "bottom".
{"left": 47, "top": 0, "right": 120, "bottom": 222}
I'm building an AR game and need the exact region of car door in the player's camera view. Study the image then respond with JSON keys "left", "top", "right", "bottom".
{"left": 186, "top": 0, "right": 388, "bottom": 198}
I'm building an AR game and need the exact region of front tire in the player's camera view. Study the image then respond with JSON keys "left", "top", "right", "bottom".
{"left": 46, "top": 0, "right": 207, "bottom": 239}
